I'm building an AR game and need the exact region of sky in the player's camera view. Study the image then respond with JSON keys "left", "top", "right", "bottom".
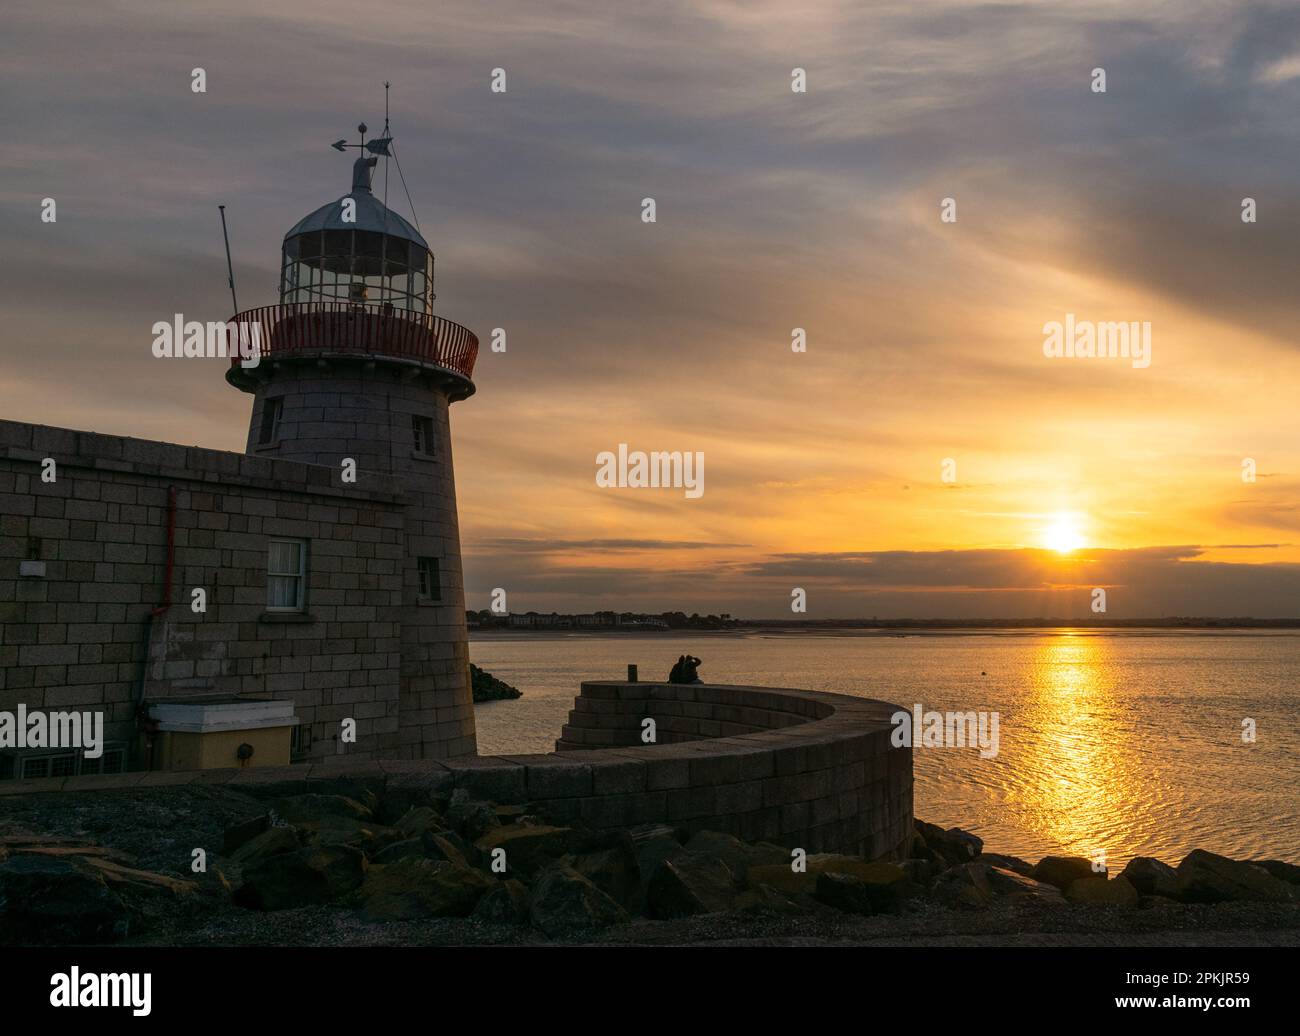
{"left": 1, "top": 0, "right": 1299, "bottom": 618}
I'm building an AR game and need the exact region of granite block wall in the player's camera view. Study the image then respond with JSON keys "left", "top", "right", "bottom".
{"left": 0, "top": 419, "right": 408, "bottom": 762}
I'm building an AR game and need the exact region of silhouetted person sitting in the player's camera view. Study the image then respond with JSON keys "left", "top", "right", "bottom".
{"left": 668, "top": 654, "right": 702, "bottom": 684}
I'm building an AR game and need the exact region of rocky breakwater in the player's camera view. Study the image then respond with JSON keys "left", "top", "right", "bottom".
{"left": 4, "top": 777, "right": 1297, "bottom": 945}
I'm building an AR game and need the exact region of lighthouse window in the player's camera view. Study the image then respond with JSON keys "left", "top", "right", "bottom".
{"left": 417, "top": 557, "right": 441, "bottom": 601}
{"left": 267, "top": 539, "right": 308, "bottom": 611}
{"left": 412, "top": 414, "right": 435, "bottom": 456}
{"left": 258, "top": 398, "right": 283, "bottom": 444}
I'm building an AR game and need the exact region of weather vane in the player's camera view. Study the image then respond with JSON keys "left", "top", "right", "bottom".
{"left": 330, "top": 83, "right": 394, "bottom": 156}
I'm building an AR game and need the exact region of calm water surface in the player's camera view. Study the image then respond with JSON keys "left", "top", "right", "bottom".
{"left": 470, "top": 630, "right": 1300, "bottom": 870}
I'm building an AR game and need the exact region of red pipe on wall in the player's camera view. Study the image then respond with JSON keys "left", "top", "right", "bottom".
{"left": 136, "top": 484, "right": 178, "bottom": 769}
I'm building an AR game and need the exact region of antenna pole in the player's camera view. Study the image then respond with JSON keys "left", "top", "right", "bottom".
{"left": 383, "top": 81, "right": 391, "bottom": 209}
{"left": 218, "top": 204, "right": 239, "bottom": 314}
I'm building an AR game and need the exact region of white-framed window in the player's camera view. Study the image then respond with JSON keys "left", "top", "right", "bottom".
{"left": 267, "top": 539, "right": 307, "bottom": 611}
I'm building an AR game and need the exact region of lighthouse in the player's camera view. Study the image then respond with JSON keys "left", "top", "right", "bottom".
{"left": 225, "top": 123, "right": 479, "bottom": 760}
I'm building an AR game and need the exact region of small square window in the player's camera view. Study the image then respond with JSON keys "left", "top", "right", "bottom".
{"left": 417, "top": 556, "right": 441, "bottom": 601}
{"left": 259, "top": 398, "right": 284, "bottom": 445}
{"left": 412, "top": 414, "right": 435, "bottom": 455}
{"left": 267, "top": 539, "right": 307, "bottom": 611}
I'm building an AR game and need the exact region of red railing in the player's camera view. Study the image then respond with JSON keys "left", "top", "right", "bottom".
{"left": 224, "top": 302, "right": 478, "bottom": 380}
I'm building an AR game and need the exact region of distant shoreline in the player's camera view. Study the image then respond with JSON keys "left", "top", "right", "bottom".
{"left": 470, "top": 622, "right": 1300, "bottom": 640}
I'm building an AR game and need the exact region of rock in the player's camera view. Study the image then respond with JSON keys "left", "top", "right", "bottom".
{"left": 1066, "top": 875, "right": 1139, "bottom": 906}
{"left": 646, "top": 851, "right": 737, "bottom": 918}
{"left": 976, "top": 853, "right": 1034, "bottom": 877}
{"left": 815, "top": 872, "right": 875, "bottom": 915}
{"left": 631, "top": 832, "right": 683, "bottom": 886}
{"left": 393, "top": 807, "right": 445, "bottom": 839}
{"left": 1032, "top": 856, "right": 1099, "bottom": 891}
{"left": 470, "top": 662, "right": 523, "bottom": 701}
{"left": 421, "top": 830, "right": 471, "bottom": 868}
{"left": 370, "top": 839, "right": 426, "bottom": 866}
{"left": 1254, "top": 860, "right": 1300, "bottom": 886}
{"left": 529, "top": 863, "right": 629, "bottom": 936}
{"left": 473, "top": 879, "right": 531, "bottom": 924}
{"left": 358, "top": 858, "right": 492, "bottom": 921}
{"left": 914, "top": 820, "right": 983, "bottom": 867}
{"left": 222, "top": 814, "right": 270, "bottom": 854}
{"left": 1176, "top": 850, "right": 1298, "bottom": 904}
{"left": 900, "top": 859, "right": 939, "bottom": 885}
{"left": 572, "top": 845, "right": 640, "bottom": 907}
{"left": 447, "top": 790, "right": 500, "bottom": 841}
{"left": 0, "top": 855, "right": 130, "bottom": 945}
{"left": 930, "top": 861, "right": 993, "bottom": 909}
{"left": 733, "top": 883, "right": 813, "bottom": 916}
{"left": 236, "top": 844, "right": 367, "bottom": 910}
{"left": 683, "top": 831, "right": 789, "bottom": 883}
{"left": 229, "top": 825, "right": 300, "bottom": 867}
{"left": 927, "top": 862, "right": 1062, "bottom": 910}
{"left": 292, "top": 815, "right": 402, "bottom": 854}
{"left": 747, "top": 856, "right": 907, "bottom": 898}
{"left": 1120, "top": 857, "right": 1181, "bottom": 898}
{"left": 982, "top": 865, "right": 1066, "bottom": 904}
{"left": 473, "top": 825, "right": 572, "bottom": 879}
{"left": 268, "top": 794, "right": 373, "bottom": 824}
{"left": 78, "top": 858, "right": 198, "bottom": 901}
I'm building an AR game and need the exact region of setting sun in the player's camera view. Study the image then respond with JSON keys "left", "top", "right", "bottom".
{"left": 1044, "top": 513, "right": 1086, "bottom": 553}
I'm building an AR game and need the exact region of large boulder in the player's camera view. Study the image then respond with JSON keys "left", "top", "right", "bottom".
{"left": 1120, "top": 857, "right": 1181, "bottom": 898}
{"left": 683, "top": 831, "right": 790, "bottom": 883}
{"left": 1253, "top": 860, "right": 1300, "bottom": 887}
{"left": 473, "top": 825, "right": 573, "bottom": 880}
{"left": 1175, "top": 850, "right": 1299, "bottom": 904}
{"left": 371, "top": 839, "right": 426, "bottom": 866}
{"left": 815, "top": 872, "right": 875, "bottom": 915}
{"left": 229, "top": 826, "right": 300, "bottom": 867}
{"left": 929, "top": 861, "right": 1062, "bottom": 909}
{"left": 447, "top": 790, "right": 500, "bottom": 841}
{"left": 1032, "top": 856, "right": 1099, "bottom": 892}
{"left": 976, "top": 853, "right": 1034, "bottom": 877}
{"left": 235, "top": 844, "right": 367, "bottom": 910}
{"left": 529, "top": 864, "right": 629, "bottom": 937}
{"left": 358, "top": 859, "right": 492, "bottom": 921}
{"left": 1065, "top": 875, "right": 1140, "bottom": 906}
{"left": 747, "top": 855, "right": 907, "bottom": 898}
{"left": 0, "top": 855, "right": 130, "bottom": 945}
{"left": 982, "top": 865, "right": 1067, "bottom": 904}
{"left": 646, "top": 851, "right": 737, "bottom": 918}
{"left": 914, "top": 821, "right": 983, "bottom": 867}
{"left": 572, "top": 845, "right": 640, "bottom": 907}
{"left": 292, "top": 815, "right": 403, "bottom": 855}
{"left": 930, "top": 861, "right": 993, "bottom": 910}
{"left": 393, "top": 807, "right": 446, "bottom": 839}
{"left": 473, "top": 879, "right": 531, "bottom": 924}
{"left": 421, "top": 831, "right": 471, "bottom": 868}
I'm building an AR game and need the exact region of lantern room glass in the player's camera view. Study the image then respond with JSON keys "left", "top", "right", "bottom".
{"left": 280, "top": 230, "right": 434, "bottom": 315}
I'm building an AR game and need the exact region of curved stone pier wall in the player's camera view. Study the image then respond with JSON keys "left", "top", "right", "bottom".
{"left": 539, "top": 681, "right": 912, "bottom": 858}
{"left": 0, "top": 682, "right": 914, "bottom": 860}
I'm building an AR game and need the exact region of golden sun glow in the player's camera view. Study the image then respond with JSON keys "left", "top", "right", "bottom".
{"left": 1043, "top": 513, "right": 1086, "bottom": 554}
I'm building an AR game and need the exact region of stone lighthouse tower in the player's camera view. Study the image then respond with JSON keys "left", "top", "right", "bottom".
{"left": 226, "top": 124, "right": 478, "bottom": 760}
